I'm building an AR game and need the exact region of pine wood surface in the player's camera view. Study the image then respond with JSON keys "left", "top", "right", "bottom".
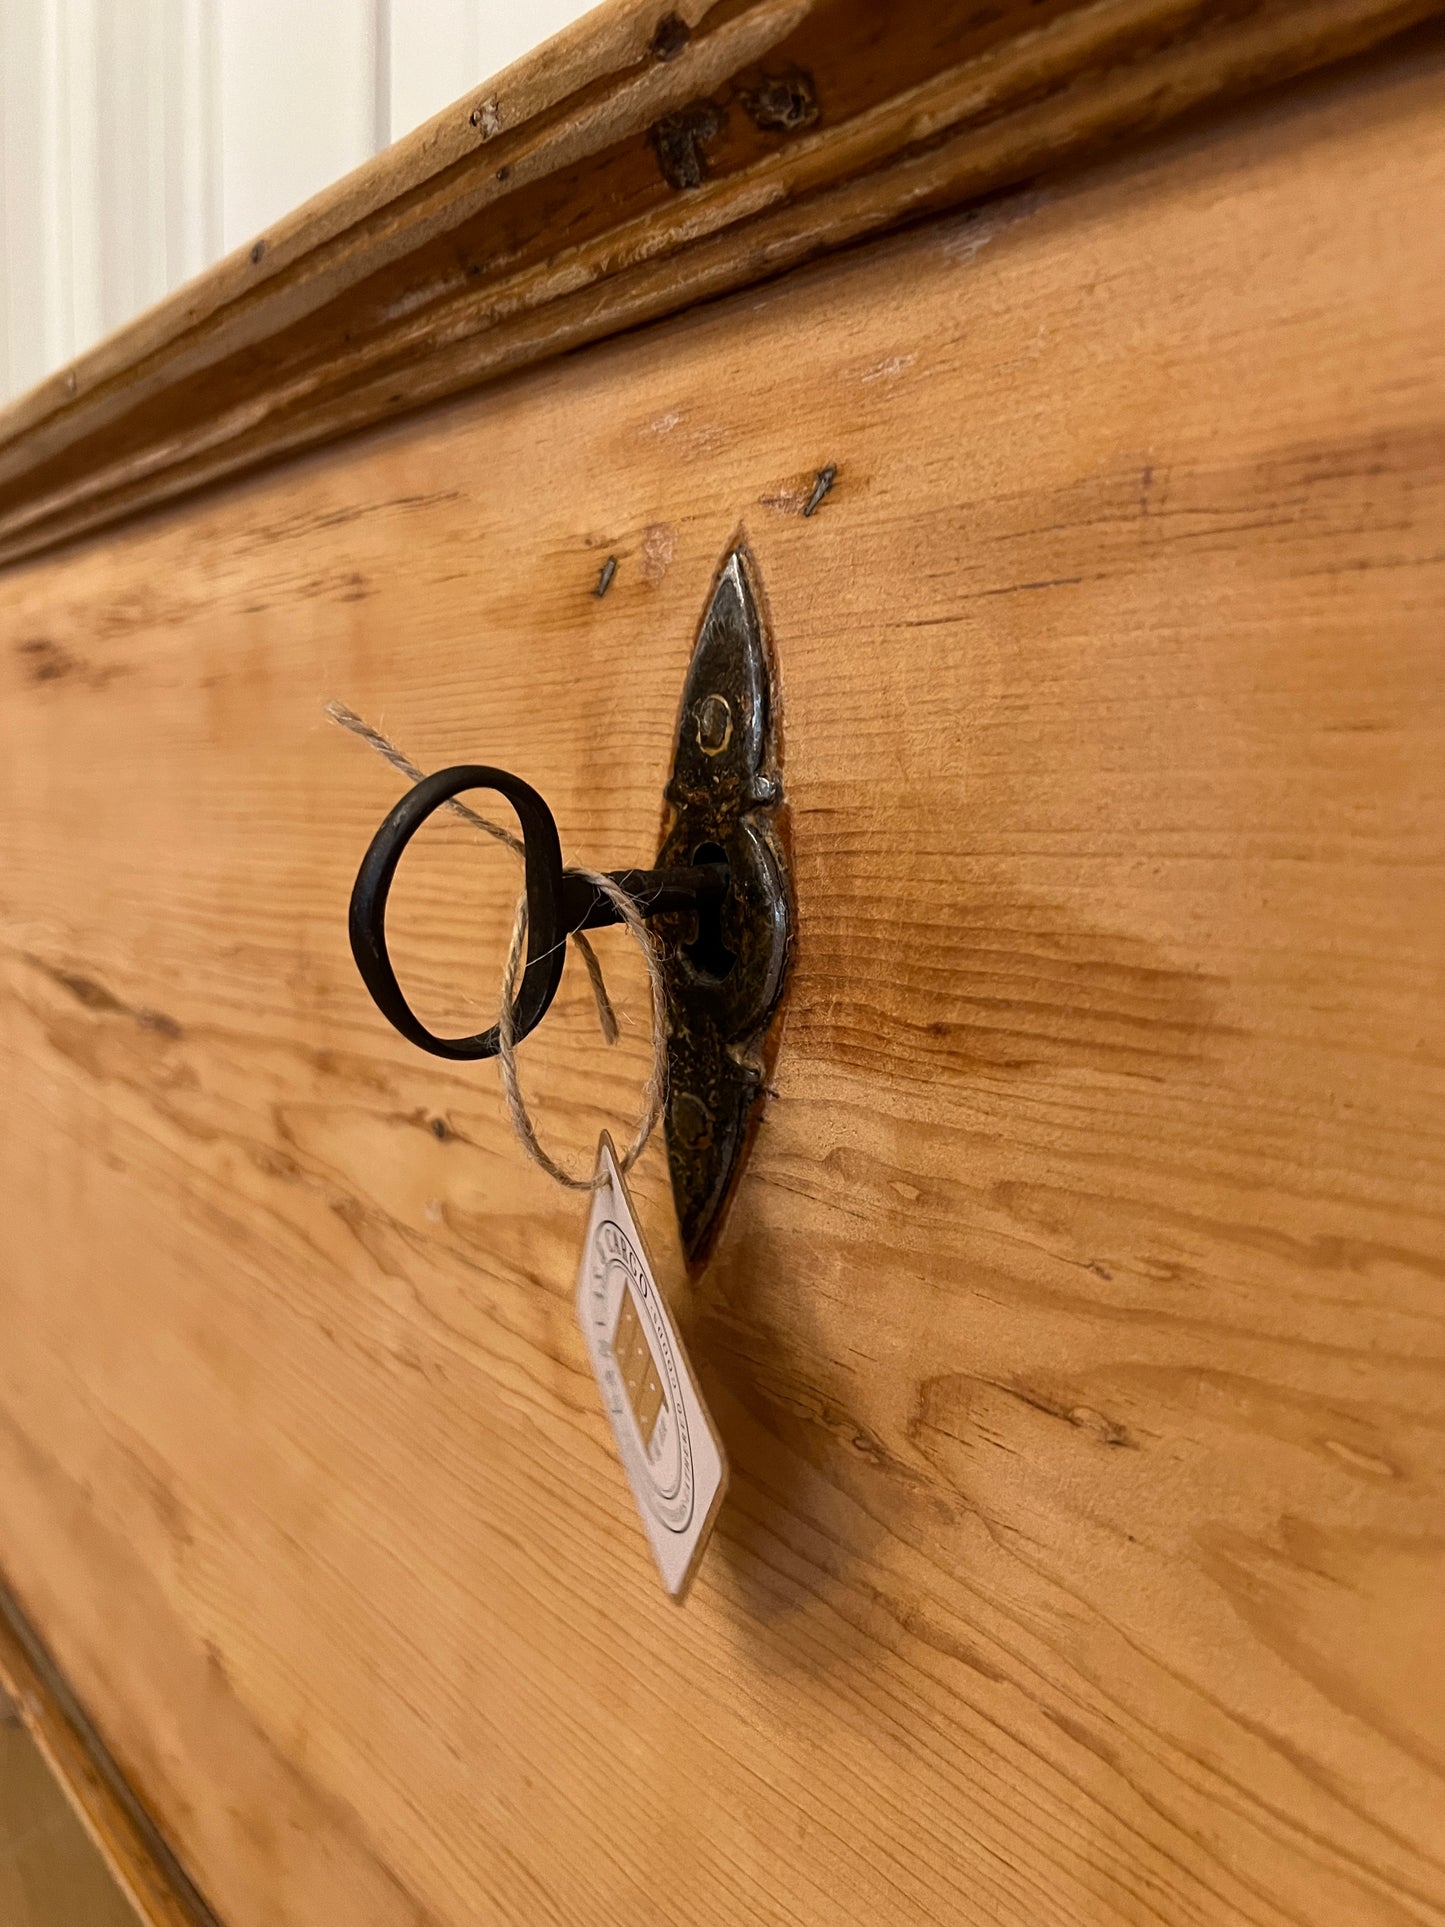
{"left": 0, "top": 40, "right": 1443, "bottom": 1927}
{"left": 0, "top": 0, "right": 1441, "bottom": 569}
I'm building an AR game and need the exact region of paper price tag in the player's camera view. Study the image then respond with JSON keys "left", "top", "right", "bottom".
{"left": 576, "top": 1135, "right": 727, "bottom": 1599}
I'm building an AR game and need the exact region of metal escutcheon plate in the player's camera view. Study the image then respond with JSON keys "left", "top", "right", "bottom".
{"left": 654, "top": 547, "right": 792, "bottom": 1263}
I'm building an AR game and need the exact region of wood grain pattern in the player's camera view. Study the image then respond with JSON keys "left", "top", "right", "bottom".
{"left": 0, "top": 0, "right": 1442, "bottom": 570}
{"left": 1, "top": 37, "right": 1444, "bottom": 1927}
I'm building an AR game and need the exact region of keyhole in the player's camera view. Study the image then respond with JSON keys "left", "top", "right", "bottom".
{"left": 684, "top": 842, "right": 737, "bottom": 982}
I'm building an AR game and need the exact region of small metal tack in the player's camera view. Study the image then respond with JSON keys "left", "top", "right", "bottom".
{"left": 803, "top": 463, "right": 837, "bottom": 517}
{"left": 594, "top": 555, "right": 618, "bottom": 597}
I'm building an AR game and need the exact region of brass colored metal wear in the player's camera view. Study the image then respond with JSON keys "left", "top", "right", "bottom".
{"left": 654, "top": 550, "right": 792, "bottom": 1262}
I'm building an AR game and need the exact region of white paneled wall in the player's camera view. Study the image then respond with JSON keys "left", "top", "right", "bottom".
{"left": 0, "top": 0, "right": 595, "bottom": 405}
{"left": 389, "top": 0, "right": 602, "bottom": 134}
{"left": 1, "top": 0, "right": 222, "bottom": 400}
{"left": 217, "top": 0, "right": 386, "bottom": 250}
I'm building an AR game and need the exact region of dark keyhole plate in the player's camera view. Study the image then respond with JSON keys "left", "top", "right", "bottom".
{"left": 655, "top": 547, "right": 792, "bottom": 1263}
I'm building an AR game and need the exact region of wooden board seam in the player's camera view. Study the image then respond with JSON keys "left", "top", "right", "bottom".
{"left": 0, "top": 1574, "right": 222, "bottom": 1927}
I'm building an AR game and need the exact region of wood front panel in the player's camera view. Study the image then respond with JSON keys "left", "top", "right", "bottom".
{"left": 1, "top": 41, "right": 1443, "bottom": 1927}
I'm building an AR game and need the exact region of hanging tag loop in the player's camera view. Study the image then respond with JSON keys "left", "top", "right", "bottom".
{"left": 496, "top": 873, "right": 669, "bottom": 1187}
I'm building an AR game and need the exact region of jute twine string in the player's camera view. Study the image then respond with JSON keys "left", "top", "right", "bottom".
{"left": 327, "top": 701, "right": 667, "bottom": 1185}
